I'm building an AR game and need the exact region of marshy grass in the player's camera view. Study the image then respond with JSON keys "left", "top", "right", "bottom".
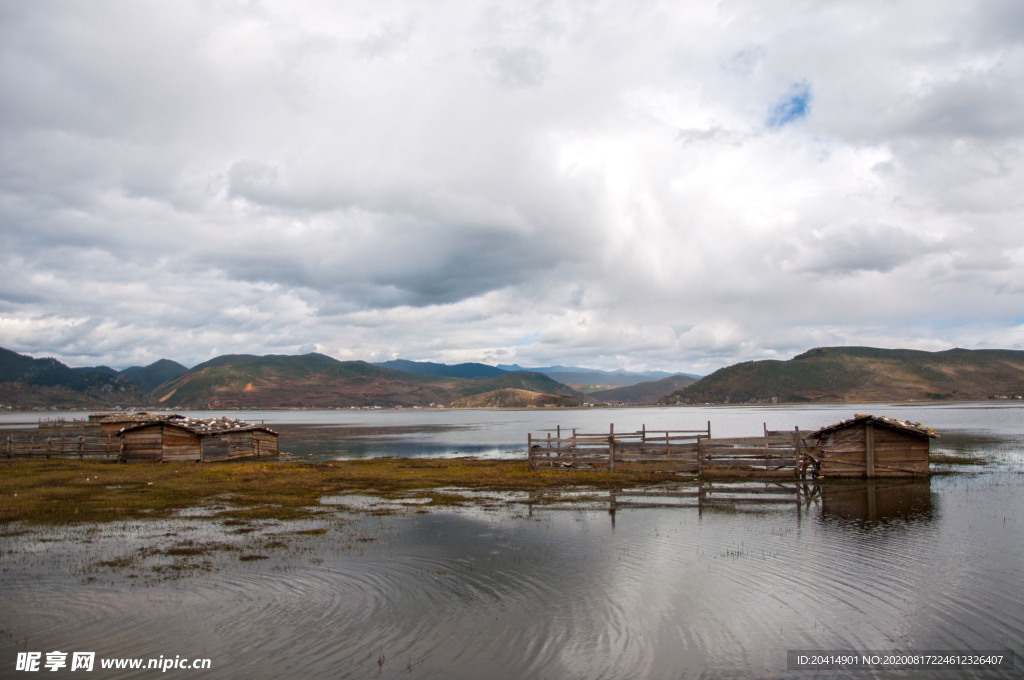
{"left": 0, "top": 459, "right": 678, "bottom": 526}
{"left": 929, "top": 451, "right": 990, "bottom": 466}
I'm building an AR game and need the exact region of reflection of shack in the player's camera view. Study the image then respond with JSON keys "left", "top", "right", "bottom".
{"left": 821, "top": 480, "right": 933, "bottom": 523}
{"left": 806, "top": 415, "right": 934, "bottom": 478}
{"left": 120, "top": 417, "right": 278, "bottom": 462}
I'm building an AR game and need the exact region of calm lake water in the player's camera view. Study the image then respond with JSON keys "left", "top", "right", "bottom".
{"left": 2, "top": 403, "right": 1022, "bottom": 678}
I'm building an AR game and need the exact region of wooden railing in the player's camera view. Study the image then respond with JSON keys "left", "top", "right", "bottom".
{"left": 529, "top": 423, "right": 709, "bottom": 472}
{"left": 529, "top": 423, "right": 816, "bottom": 476}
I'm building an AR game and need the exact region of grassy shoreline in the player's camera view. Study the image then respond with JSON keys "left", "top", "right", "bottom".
{"left": 0, "top": 458, "right": 683, "bottom": 525}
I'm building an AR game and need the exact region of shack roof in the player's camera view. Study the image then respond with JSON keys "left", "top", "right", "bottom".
{"left": 121, "top": 416, "right": 277, "bottom": 437}
{"left": 100, "top": 411, "right": 185, "bottom": 425}
{"left": 814, "top": 414, "right": 937, "bottom": 439}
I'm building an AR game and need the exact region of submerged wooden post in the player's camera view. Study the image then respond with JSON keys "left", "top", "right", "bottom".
{"left": 794, "top": 427, "right": 802, "bottom": 478}
{"left": 609, "top": 423, "right": 616, "bottom": 472}
{"left": 528, "top": 433, "right": 533, "bottom": 470}
{"left": 697, "top": 436, "right": 704, "bottom": 476}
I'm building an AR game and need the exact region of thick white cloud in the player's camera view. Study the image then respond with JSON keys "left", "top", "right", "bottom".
{"left": 1, "top": 0, "right": 1022, "bottom": 372}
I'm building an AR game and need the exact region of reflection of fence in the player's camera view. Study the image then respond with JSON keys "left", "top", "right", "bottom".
{"left": 528, "top": 424, "right": 816, "bottom": 476}
{"left": 3, "top": 433, "right": 121, "bottom": 460}
{"left": 523, "top": 478, "right": 934, "bottom": 526}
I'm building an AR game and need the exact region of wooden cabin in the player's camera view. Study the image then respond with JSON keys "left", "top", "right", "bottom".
{"left": 119, "top": 417, "right": 278, "bottom": 462}
{"left": 808, "top": 415, "right": 933, "bottom": 478}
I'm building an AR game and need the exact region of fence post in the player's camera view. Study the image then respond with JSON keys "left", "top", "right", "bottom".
{"left": 697, "top": 436, "right": 704, "bottom": 476}
{"left": 78, "top": 436, "right": 84, "bottom": 460}
{"left": 608, "top": 423, "right": 616, "bottom": 472}
{"left": 528, "top": 433, "right": 533, "bottom": 470}
{"left": 793, "top": 427, "right": 802, "bottom": 478}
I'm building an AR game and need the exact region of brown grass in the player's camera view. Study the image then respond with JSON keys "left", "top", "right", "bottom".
{"left": 0, "top": 458, "right": 680, "bottom": 525}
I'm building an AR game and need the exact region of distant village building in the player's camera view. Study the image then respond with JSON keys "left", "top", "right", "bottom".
{"left": 808, "top": 414, "right": 934, "bottom": 478}
{"left": 119, "top": 417, "right": 278, "bottom": 462}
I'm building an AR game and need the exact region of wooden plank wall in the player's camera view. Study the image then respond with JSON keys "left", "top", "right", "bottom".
{"left": 817, "top": 424, "right": 929, "bottom": 477}
{"left": 160, "top": 427, "right": 202, "bottom": 462}
{"left": 200, "top": 431, "right": 280, "bottom": 461}
{"left": 121, "top": 425, "right": 201, "bottom": 462}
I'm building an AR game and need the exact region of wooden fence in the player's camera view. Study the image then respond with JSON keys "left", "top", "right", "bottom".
{"left": 528, "top": 423, "right": 710, "bottom": 473}
{"left": 528, "top": 423, "right": 817, "bottom": 477}
{"left": 3, "top": 433, "right": 121, "bottom": 460}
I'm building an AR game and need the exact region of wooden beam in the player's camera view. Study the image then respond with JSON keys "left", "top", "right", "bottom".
{"left": 865, "top": 422, "right": 876, "bottom": 479}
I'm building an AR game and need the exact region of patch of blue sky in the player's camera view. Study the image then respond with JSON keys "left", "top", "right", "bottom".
{"left": 767, "top": 82, "right": 811, "bottom": 128}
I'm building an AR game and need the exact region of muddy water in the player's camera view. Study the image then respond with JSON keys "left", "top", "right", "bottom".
{"left": 2, "top": 404, "right": 1023, "bottom": 679}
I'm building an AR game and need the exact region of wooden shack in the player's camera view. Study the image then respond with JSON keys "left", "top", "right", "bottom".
{"left": 807, "top": 415, "right": 933, "bottom": 478}
{"left": 119, "top": 417, "right": 278, "bottom": 462}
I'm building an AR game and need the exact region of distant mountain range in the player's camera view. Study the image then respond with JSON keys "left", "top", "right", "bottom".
{"left": 658, "top": 346, "right": 1024, "bottom": 404}
{"left": 4, "top": 345, "right": 1020, "bottom": 410}
{"left": 374, "top": 360, "right": 700, "bottom": 392}
{"left": 371, "top": 359, "right": 508, "bottom": 379}
{"left": 151, "top": 353, "right": 589, "bottom": 408}
{"left": 0, "top": 348, "right": 596, "bottom": 409}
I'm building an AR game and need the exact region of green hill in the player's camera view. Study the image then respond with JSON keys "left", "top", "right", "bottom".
{"left": 118, "top": 359, "right": 189, "bottom": 392}
{"left": 0, "top": 347, "right": 146, "bottom": 408}
{"left": 659, "top": 347, "right": 1024, "bottom": 404}
{"left": 592, "top": 374, "right": 699, "bottom": 404}
{"left": 450, "top": 388, "right": 582, "bottom": 408}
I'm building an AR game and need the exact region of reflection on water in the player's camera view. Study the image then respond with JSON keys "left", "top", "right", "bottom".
{"left": 819, "top": 480, "right": 935, "bottom": 524}
{"left": 2, "top": 405, "right": 1023, "bottom": 679}
{"left": 3, "top": 475, "right": 1021, "bottom": 679}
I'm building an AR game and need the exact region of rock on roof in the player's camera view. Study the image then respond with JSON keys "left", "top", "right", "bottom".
{"left": 814, "top": 414, "right": 937, "bottom": 438}
{"left": 101, "top": 411, "right": 185, "bottom": 424}
{"left": 122, "top": 416, "right": 276, "bottom": 436}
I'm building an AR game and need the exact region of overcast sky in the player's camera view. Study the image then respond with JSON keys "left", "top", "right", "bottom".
{"left": 2, "top": 0, "right": 1023, "bottom": 374}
